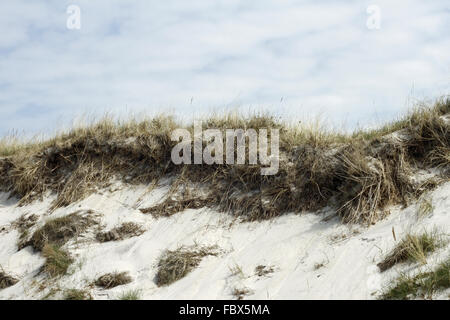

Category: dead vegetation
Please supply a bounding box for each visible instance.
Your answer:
[232,287,253,300]
[155,245,219,287]
[0,98,448,224]
[12,213,38,234]
[12,213,39,249]
[377,231,444,272]
[380,256,450,300]
[94,271,133,289]
[0,268,19,289]
[255,265,275,277]
[96,222,144,242]
[118,289,141,300]
[23,210,99,251]
[140,196,211,217]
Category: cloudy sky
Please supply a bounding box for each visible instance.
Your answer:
[0,1,449,136]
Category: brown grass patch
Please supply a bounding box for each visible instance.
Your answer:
[63,288,92,300]
[96,222,144,242]
[232,287,253,300]
[140,196,212,217]
[0,98,448,224]
[12,213,39,249]
[0,268,19,289]
[155,245,219,287]
[94,271,133,289]
[42,244,73,277]
[255,265,275,277]
[25,210,99,251]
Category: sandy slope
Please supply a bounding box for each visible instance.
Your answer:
[0,180,449,300]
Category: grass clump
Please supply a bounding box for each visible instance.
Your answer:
[63,288,92,300]
[381,257,450,300]
[12,213,39,249]
[155,245,219,287]
[25,210,98,251]
[140,196,211,218]
[377,231,444,272]
[118,289,141,300]
[95,271,133,289]
[232,287,253,300]
[96,222,144,242]
[0,116,177,207]
[255,265,275,277]
[0,268,19,289]
[42,244,73,277]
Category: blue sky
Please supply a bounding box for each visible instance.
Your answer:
[0,1,449,136]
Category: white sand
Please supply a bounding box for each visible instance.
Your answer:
[0,181,449,300]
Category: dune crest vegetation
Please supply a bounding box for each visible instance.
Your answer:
[0,98,449,224]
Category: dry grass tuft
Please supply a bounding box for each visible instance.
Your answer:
[335,144,414,224]
[380,257,450,300]
[42,244,73,277]
[94,271,133,289]
[12,213,39,249]
[25,210,99,251]
[254,265,275,277]
[96,222,144,242]
[63,288,92,300]
[377,231,444,272]
[155,245,219,287]
[118,289,141,300]
[140,196,212,217]
[0,268,19,289]
[417,197,433,219]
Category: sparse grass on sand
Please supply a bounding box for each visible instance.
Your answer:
[232,287,253,300]
[94,271,133,289]
[63,288,92,300]
[13,213,39,249]
[155,245,219,287]
[24,210,98,251]
[42,244,73,278]
[0,98,448,224]
[377,230,445,272]
[380,257,450,300]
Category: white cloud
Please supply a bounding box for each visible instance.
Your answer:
[0,0,449,136]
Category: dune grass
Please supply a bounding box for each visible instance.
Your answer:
[377,230,445,272]
[155,245,219,287]
[63,288,92,300]
[0,98,448,224]
[118,289,141,300]
[94,271,133,289]
[24,211,98,251]
[42,244,73,278]
[96,222,144,242]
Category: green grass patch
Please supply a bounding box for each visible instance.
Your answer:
[42,244,73,277]
[381,257,450,300]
